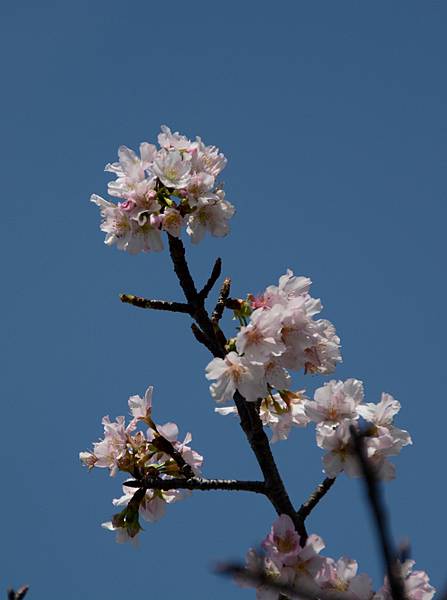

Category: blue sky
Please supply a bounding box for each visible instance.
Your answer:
[1,1,446,598]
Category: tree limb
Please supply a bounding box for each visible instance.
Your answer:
[165,235,307,541]
[124,477,267,494]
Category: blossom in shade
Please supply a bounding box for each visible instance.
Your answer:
[317,421,361,478]
[259,390,309,443]
[373,560,435,600]
[316,557,373,600]
[357,393,412,450]
[101,520,139,546]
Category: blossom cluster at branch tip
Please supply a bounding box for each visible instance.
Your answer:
[91,126,234,253]
[80,386,203,543]
[206,269,342,404]
[240,514,435,600]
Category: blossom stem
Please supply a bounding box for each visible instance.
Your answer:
[124,477,267,494]
[120,294,191,314]
[296,477,336,521]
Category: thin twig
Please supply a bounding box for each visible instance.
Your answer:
[212,278,231,324]
[7,587,29,600]
[124,477,267,494]
[199,257,222,300]
[297,477,336,521]
[350,426,405,600]
[120,294,191,314]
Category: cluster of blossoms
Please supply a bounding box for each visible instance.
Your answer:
[308,381,412,480]
[206,270,410,480]
[80,386,203,543]
[217,378,411,480]
[242,515,435,600]
[91,126,234,253]
[206,269,342,404]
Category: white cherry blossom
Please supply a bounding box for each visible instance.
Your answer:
[152,149,192,188]
[305,379,364,426]
[205,351,267,403]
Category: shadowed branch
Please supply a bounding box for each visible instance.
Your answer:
[125,476,267,494]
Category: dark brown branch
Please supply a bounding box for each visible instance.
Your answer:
[7,587,29,600]
[297,477,336,521]
[165,235,307,542]
[212,277,231,324]
[233,391,307,542]
[168,234,224,357]
[350,426,405,600]
[191,323,217,355]
[120,294,191,314]
[167,234,200,304]
[125,477,266,494]
[199,257,222,300]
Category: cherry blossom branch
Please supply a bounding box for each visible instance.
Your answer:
[166,234,307,540]
[350,426,405,600]
[120,294,191,314]
[124,476,267,494]
[7,586,29,600]
[297,477,336,522]
[199,257,222,300]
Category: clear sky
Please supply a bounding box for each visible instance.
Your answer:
[1,1,446,598]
